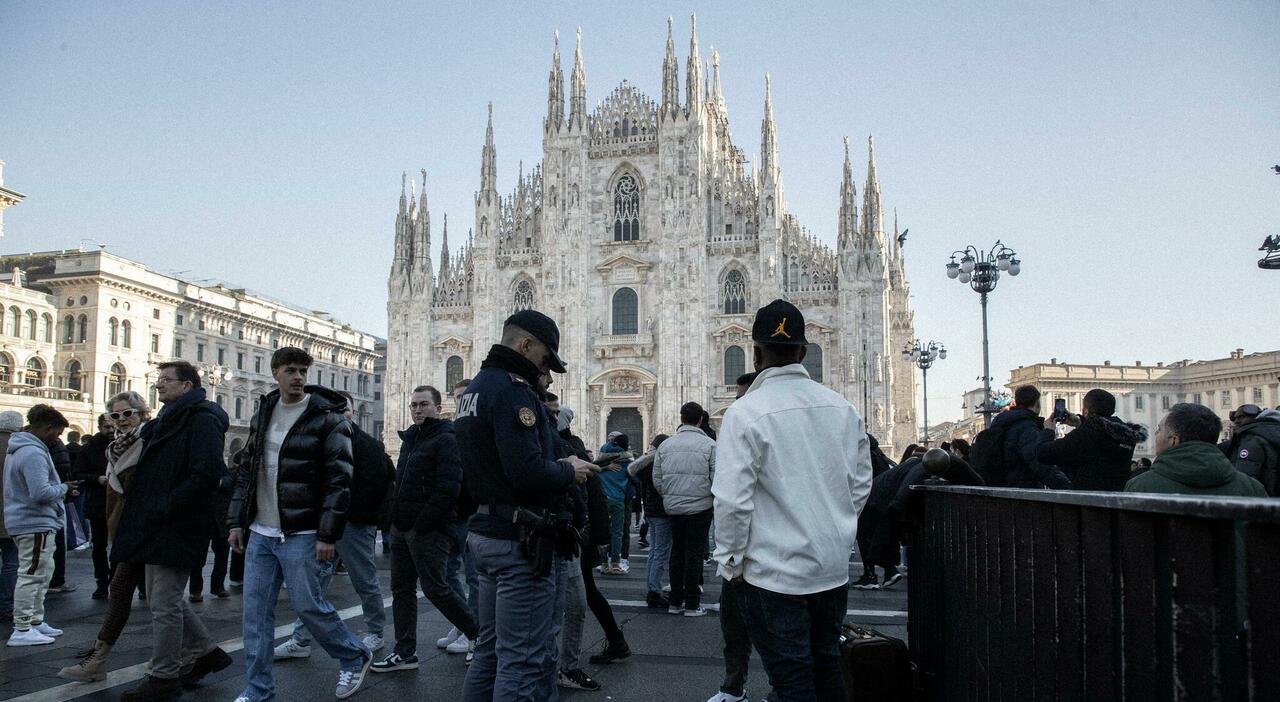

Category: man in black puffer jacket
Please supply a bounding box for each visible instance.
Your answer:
[227,348,372,702]
[1037,389,1148,491]
[370,384,477,674]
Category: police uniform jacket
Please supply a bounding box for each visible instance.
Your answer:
[454,344,574,541]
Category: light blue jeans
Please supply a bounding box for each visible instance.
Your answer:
[645,516,672,594]
[239,532,369,702]
[291,523,385,644]
[0,538,17,614]
[461,533,564,702]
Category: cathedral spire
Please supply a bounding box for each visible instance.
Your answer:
[393,172,409,272]
[417,168,430,253]
[438,213,451,281]
[760,74,779,180]
[711,48,725,113]
[398,171,407,214]
[570,27,586,130]
[546,30,564,132]
[685,14,702,114]
[661,16,679,120]
[480,103,497,196]
[860,134,885,248]
[838,136,858,248]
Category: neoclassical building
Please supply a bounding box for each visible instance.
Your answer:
[385,18,916,455]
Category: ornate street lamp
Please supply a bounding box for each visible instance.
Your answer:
[902,340,945,444]
[198,363,233,391]
[945,240,1021,428]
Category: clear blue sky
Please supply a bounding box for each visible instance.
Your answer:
[3,1,1278,422]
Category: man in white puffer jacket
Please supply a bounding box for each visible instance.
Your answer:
[713,299,872,701]
[652,402,716,617]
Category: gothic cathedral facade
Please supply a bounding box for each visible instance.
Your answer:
[385,18,917,456]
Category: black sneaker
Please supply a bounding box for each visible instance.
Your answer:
[180,646,233,688]
[637,539,650,549]
[370,652,419,673]
[852,573,880,590]
[91,583,109,600]
[587,638,631,664]
[881,567,904,589]
[557,668,602,691]
[645,591,669,608]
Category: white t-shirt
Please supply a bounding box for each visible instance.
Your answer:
[250,394,313,539]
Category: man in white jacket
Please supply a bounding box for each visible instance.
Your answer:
[712,299,873,701]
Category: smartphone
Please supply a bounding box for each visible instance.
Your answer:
[1052,398,1068,421]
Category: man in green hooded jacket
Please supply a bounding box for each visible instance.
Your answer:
[1125,403,1266,497]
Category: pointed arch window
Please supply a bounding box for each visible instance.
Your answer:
[612,174,641,242]
[611,287,638,335]
[108,317,119,346]
[724,345,746,385]
[513,280,535,313]
[723,269,747,314]
[803,343,824,383]
[77,314,88,342]
[24,357,46,387]
[66,360,82,392]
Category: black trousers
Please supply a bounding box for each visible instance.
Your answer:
[668,509,713,609]
[580,552,622,642]
[89,512,111,586]
[740,581,849,702]
[190,534,230,594]
[51,528,66,587]
[229,549,244,584]
[390,528,478,657]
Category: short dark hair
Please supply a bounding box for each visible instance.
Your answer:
[951,438,971,458]
[613,433,630,450]
[27,404,69,430]
[1083,389,1116,417]
[1014,385,1041,408]
[454,378,472,391]
[157,360,201,388]
[680,402,704,426]
[337,390,354,409]
[757,341,804,364]
[412,385,442,406]
[271,347,313,370]
[736,372,758,387]
[544,392,559,402]
[651,433,669,448]
[1164,402,1222,444]
[1140,457,1152,468]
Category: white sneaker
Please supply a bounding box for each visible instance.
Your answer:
[35,622,63,637]
[361,633,385,653]
[436,626,461,649]
[273,638,312,660]
[618,559,630,574]
[7,629,56,646]
[446,634,472,654]
[334,652,372,699]
[706,693,748,702]
[684,606,708,618]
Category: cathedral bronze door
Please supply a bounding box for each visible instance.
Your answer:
[605,407,643,447]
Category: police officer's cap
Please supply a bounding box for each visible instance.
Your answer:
[504,309,569,373]
[751,299,808,346]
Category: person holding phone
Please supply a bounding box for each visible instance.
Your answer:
[1037,389,1148,492]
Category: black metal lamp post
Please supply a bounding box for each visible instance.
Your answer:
[945,241,1021,428]
[903,340,945,444]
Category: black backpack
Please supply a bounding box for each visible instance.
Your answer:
[969,423,1010,487]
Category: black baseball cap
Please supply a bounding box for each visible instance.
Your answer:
[1236,404,1263,418]
[751,299,807,346]
[504,309,568,373]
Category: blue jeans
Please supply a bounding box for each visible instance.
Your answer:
[645,516,672,593]
[240,532,370,702]
[740,580,849,702]
[461,533,564,702]
[0,538,18,614]
[446,522,479,619]
[606,499,625,564]
[291,524,385,644]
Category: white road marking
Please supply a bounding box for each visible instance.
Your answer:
[605,599,907,619]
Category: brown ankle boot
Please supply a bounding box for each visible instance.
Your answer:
[58,639,112,682]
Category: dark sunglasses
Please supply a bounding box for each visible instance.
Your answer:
[108,408,140,421]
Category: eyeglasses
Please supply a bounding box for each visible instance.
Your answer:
[108,409,140,421]
[154,376,180,386]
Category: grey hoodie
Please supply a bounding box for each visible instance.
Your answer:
[3,431,68,535]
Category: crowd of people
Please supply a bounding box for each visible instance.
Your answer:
[3,296,1278,702]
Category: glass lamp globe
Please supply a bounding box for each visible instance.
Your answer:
[939,349,948,360]
[960,256,976,274]
[1008,259,1021,276]
[958,271,972,284]
[996,253,1011,271]
[945,261,960,279]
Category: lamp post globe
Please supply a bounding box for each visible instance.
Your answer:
[943,241,1022,428]
[904,339,945,445]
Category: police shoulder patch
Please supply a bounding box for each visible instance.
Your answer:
[518,406,537,428]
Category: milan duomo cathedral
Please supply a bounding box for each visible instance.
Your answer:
[384,17,918,456]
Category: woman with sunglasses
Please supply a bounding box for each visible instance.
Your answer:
[58,391,152,683]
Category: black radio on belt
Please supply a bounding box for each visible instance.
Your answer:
[508,506,580,576]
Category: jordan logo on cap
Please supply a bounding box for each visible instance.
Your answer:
[771,318,791,339]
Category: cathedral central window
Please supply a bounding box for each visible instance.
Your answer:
[612,174,641,242]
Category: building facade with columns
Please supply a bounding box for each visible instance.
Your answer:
[1007,349,1280,457]
[384,18,917,455]
[0,250,383,453]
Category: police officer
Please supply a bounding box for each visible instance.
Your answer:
[456,310,598,702]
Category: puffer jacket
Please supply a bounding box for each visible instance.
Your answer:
[391,417,461,535]
[1227,409,1280,496]
[652,424,716,515]
[1036,414,1148,492]
[627,451,666,518]
[228,386,355,544]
